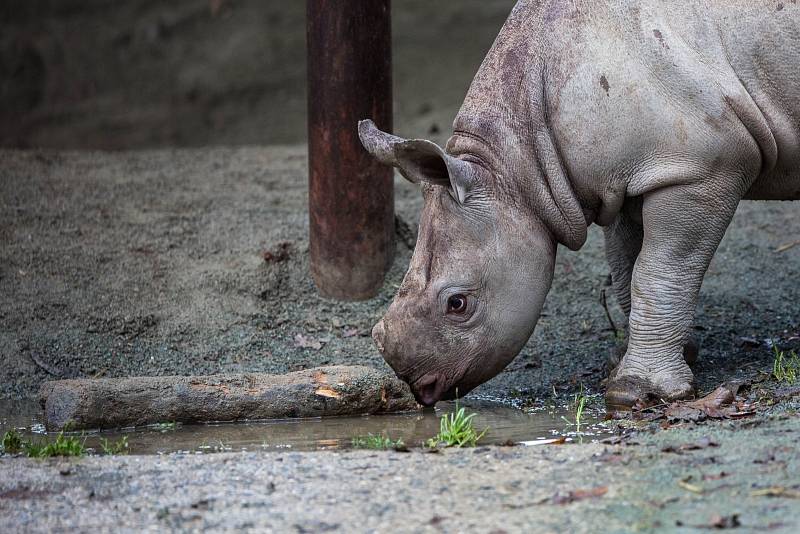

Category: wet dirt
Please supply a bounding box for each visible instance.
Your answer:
[1,397,609,454]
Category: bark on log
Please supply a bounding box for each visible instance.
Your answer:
[38,366,419,431]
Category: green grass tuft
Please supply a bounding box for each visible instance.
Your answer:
[351,434,404,450]
[426,399,488,448]
[2,430,23,454]
[5,430,128,457]
[100,436,129,455]
[562,385,588,433]
[24,432,86,458]
[773,346,799,384]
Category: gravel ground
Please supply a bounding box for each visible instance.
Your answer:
[2,412,799,533]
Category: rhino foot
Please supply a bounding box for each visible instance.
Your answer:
[605,366,695,412]
[606,336,700,374]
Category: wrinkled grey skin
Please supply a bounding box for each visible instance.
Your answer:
[361,0,800,408]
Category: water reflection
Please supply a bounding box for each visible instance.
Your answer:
[0,398,610,455]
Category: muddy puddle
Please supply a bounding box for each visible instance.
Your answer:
[0,398,611,455]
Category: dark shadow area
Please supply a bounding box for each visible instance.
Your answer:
[0,0,516,149]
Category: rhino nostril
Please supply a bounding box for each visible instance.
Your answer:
[414,374,441,407]
[371,320,386,354]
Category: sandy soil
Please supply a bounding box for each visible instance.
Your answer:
[1,147,797,401]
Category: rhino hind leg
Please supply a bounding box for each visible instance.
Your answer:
[605,176,745,411]
[603,201,699,373]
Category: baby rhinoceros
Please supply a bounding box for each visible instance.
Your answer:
[360,0,800,410]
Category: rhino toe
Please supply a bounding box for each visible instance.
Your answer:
[605,372,695,412]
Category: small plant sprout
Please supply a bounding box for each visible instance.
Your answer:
[24,432,86,458]
[4,430,132,457]
[2,430,23,454]
[426,397,488,448]
[772,345,799,384]
[351,434,404,450]
[100,436,129,455]
[562,385,588,434]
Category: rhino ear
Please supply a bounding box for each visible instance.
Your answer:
[392,140,478,204]
[358,119,477,203]
[358,119,406,167]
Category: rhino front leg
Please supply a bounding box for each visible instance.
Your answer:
[604,199,699,371]
[605,179,743,410]
[604,198,644,319]
[603,201,643,371]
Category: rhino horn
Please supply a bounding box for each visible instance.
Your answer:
[358,119,477,204]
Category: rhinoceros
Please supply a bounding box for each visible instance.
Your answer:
[359,0,800,409]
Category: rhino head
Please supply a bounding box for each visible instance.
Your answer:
[359,120,557,406]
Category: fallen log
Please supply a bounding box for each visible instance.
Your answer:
[38,366,420,431]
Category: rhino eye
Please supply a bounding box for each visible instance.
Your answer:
[447,294,468,314]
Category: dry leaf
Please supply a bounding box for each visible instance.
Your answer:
[707,515,741,529]
[519,437,567,446]
[677,478,704,494]
[750,487,800,499]
[262,241,292,263]
[776,240,800,253]
[665,382,748,422]
[664,403,705,422]
[676,515,741,529]
[690,385,738,409]
[662,436,719,453]
[692,436,720,449]
[549,486,608,505]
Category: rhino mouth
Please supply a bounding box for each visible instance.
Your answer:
[411,374,443,406]
[412,370,470,406]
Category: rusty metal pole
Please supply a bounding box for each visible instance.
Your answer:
[307,0,394,300]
